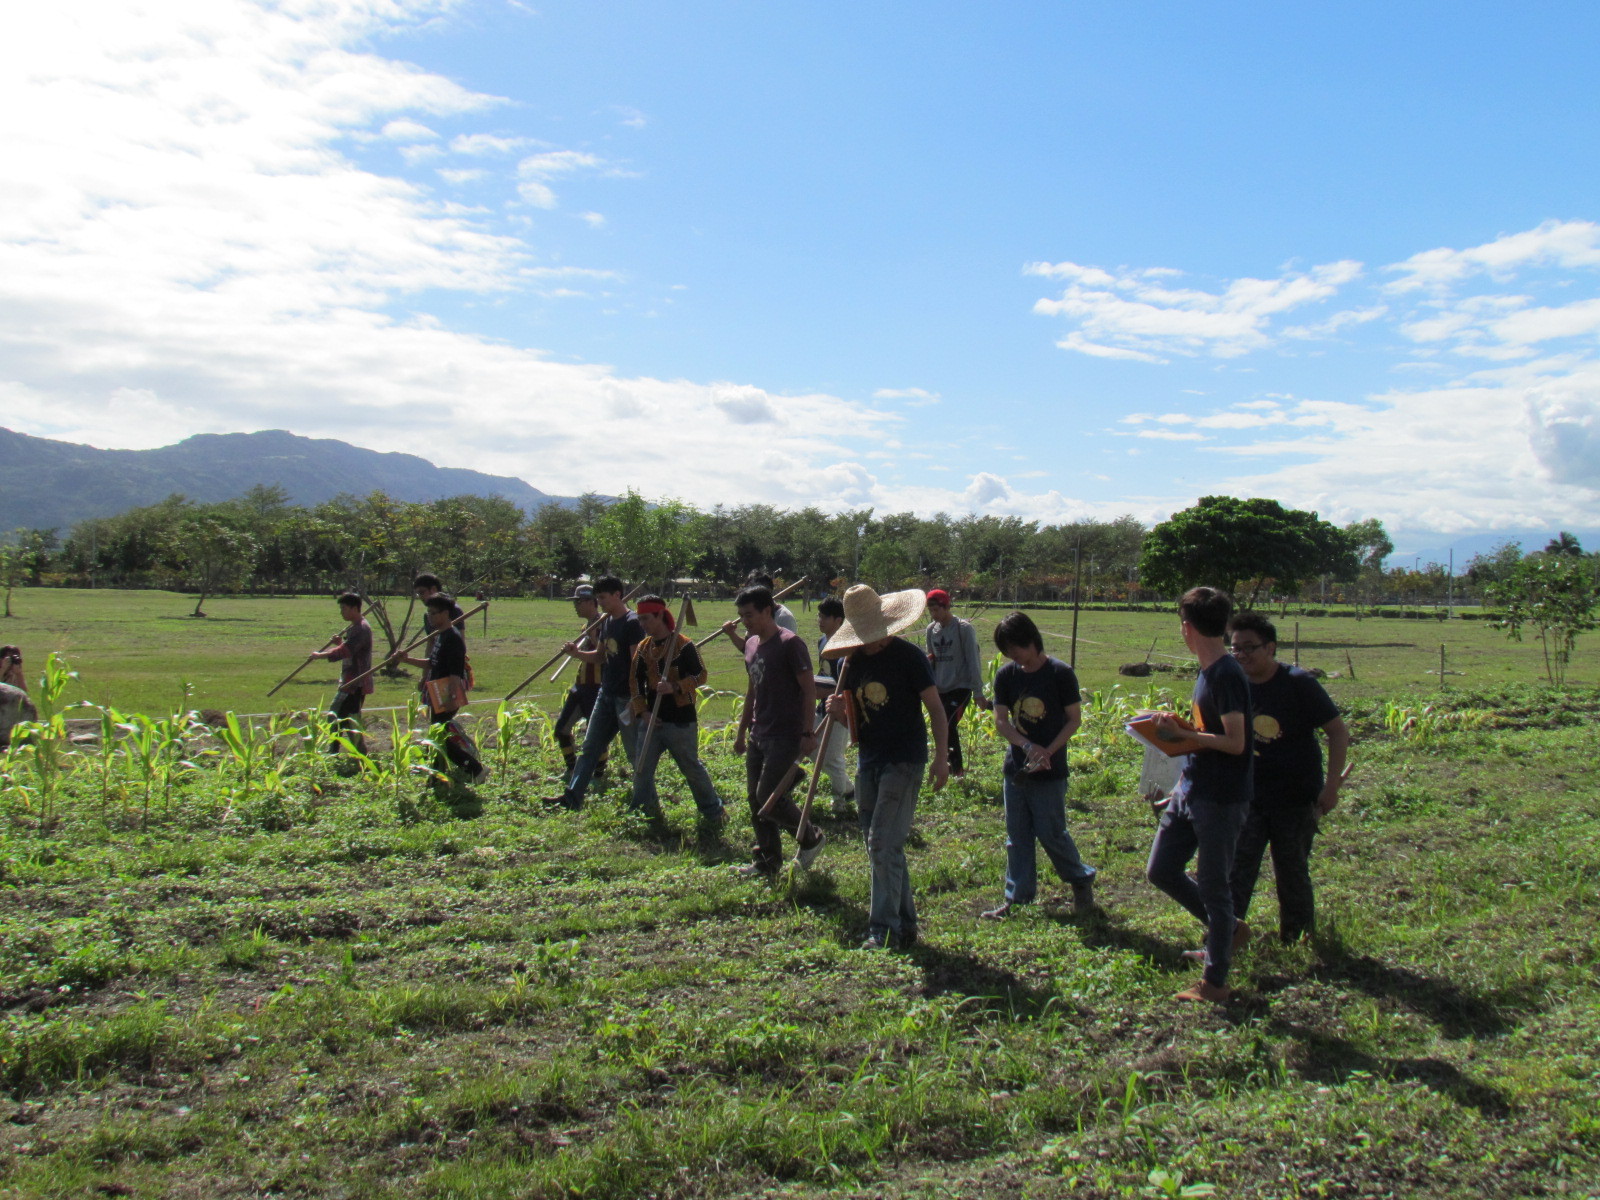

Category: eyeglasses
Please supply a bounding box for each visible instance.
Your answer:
[1229,641,1268,656]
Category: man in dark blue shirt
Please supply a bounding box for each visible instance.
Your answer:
[1226,610,1349,943]
[545,576,642,811]
[1145,587,1254,1003]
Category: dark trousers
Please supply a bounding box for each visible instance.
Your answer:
[328,689,367,754]
[554,685,607,772]
[1230,802,1318,941]
[746,735,821,871]
[1146,794,1248,988]
[429,709,479,775]
[939,688,972,774]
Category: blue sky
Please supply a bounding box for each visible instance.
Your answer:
[4,0,1600,553]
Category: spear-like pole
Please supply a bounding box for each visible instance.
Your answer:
[503,584,645,704]
[694,576,809,649]
[341,601,489,694]
[547,583,646,683]
[266,601,380,697]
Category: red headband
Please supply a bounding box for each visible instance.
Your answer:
[637,599,675,630]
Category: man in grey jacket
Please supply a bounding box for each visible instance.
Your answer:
[924,589,987,777]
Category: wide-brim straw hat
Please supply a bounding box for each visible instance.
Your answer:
[822,584,928,657]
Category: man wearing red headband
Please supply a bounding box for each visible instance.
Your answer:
[628,595,725,825]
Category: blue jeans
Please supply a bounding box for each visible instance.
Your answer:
[1146,793,1248,988]
[565,689,638,807]
[1002,772,1095,904]
[858,760,924,938]
[632,720,722,818]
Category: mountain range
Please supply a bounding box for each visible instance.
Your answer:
[0,428,581,533]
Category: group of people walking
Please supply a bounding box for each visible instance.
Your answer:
[301,572,1352,995]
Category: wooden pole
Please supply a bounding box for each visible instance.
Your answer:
[266,601,380,697]
[693,576,809,649]
[791,658,851,843]
[1069,538,1082,670]
[341,601,489,693]
[547,583,645,683]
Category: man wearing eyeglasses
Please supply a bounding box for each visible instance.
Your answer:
[1225,611,1350,944]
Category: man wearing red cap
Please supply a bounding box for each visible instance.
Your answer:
[924,589,986,777]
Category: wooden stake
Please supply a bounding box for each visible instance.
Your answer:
[759,658,849,829]
[1344,647,1356,680]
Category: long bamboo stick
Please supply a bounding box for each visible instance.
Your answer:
[266,601,380,697]
[694,576,809,649]
[547,583,646,683]
[340,601,489,693]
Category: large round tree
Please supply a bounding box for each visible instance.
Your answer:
[1139,495,1358,606]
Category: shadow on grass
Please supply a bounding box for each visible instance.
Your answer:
[1069,907,1202,973]
[1270,1019,1512,1117]
[1309,925,1535,1038]
[905,939,1077,1019]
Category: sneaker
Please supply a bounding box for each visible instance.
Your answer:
[1071,879,1096,912]
[541,793,580,811]
[732,862,774,879]
[980,902,1013,921]
[860,932,887,951]
[470,764,491,787]
[1232,919,1252,955]
[795,831,826,869]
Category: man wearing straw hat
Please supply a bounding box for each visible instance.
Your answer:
[731,585,825,876]
[628,595,725,825]
[824,584,949,950]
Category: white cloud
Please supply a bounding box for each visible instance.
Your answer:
[1384,219,1600,294]
[515,149,605,209]
[382,118,438,141]
[578,211,606,228]
[0,0,911,512]
[451,132,529,156]
[1033,259,1362,360]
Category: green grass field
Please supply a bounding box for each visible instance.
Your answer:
[1,588,1589,719]
[1,591,1597,1197]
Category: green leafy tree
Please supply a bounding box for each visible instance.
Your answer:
[1485,554,1599,686]
[164,515,258,617]
[585,490,701,588]
[0,532,26,618]
[1139,496,1358,605]
[1544,531,1584,557]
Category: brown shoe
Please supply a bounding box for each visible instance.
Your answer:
[1232,919,1252,955]
[1175,979,1235,1003]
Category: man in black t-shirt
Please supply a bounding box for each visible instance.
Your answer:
[824,585,948,950]
[545,576,643,811]
[980,611,1095,920]
[1226,611,1349,942]
[1145,587,1254,1003]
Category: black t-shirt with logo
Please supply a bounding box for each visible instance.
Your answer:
[993,657,1081,781]
[598,610,644,693]
[1249,664,1340,805]
[841,637,936,768]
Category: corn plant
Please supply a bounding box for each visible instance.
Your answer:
[116,710,198,829]
[89,704,127,823]
[357,703,443,813]
[491,699,537,777]
[4,653,79,832]
[213,710,278,823]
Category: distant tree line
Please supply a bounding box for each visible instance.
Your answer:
[0,485,1591,612]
